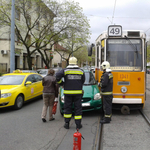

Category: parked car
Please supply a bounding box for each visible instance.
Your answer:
[38,67,62,77]
[37,69,48,77]
[90,66,95,73]
[0,71,43,109]
[59,69,102,115]
[82,65,90,70]
[21,70,38,73]
[147,68,150,74]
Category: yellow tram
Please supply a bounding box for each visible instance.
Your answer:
[88,25,147,113]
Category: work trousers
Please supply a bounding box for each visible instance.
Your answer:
[64,95,82,125]
[41,93,55,120]
[102,95,113,118]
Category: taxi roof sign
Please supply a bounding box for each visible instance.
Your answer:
[13,69,22,73]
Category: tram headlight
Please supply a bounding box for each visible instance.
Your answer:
[121,86,127,93]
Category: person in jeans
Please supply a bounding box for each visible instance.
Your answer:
[41,69,58,122]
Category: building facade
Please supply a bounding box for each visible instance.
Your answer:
[0,0,61,73]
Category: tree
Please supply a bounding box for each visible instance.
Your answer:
[147,41,150,63]
[73,46,88,66]
[55,0,91,65]
[0,0,90,69]
[0,0,56,69]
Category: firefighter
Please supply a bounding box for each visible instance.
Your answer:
[100,61,113,124]
[56,57,85,129]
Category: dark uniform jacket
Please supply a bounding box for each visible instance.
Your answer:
[100,71,113,95]
[56,66,85,95]
[42,74,58,97]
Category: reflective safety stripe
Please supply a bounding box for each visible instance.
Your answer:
[64,70,83,75]
[74,115,82,120]
[57,79,62,84]
[105,115,111,118]
[64,114,72,118]
[100,91,113,95]
[109,74,113,79]
[64,90,82,94]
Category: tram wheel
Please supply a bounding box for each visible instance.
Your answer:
[121,105,130,115]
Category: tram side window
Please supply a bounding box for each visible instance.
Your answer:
[101,47,104,64]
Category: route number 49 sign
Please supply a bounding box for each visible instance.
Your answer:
[108,25,122,37]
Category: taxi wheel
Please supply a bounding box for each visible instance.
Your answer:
[14,94,24,110]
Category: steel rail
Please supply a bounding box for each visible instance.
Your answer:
[139,109,150,126]
[96,123,103,150]
[93,116,103,150]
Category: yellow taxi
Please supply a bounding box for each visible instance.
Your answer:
[0,70,43,109]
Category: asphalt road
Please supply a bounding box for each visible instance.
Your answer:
[0,98,100,150]
[0,75,150,150]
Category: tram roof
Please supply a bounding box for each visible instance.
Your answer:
[96,30,146,42]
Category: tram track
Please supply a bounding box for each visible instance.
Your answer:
[93,116,103,150]
[139,109,150,126]
[95,110,150,150]
[96,123,103,150]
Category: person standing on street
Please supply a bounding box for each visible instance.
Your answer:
[100,61,113,124]
[56,57,85,129]
[41,69,58,122]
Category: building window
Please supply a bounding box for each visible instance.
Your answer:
[35,21,40,30]
[27,34,31,46]
[15,29,20,42]
[43,13,47,19]
[27,0,32,8]
[27,15,31,26]
[43,41,47,49]
[36,5,40,12]
[15,8,20,20]
[43,9,49,19]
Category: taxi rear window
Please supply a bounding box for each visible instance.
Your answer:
[0,75,25,85]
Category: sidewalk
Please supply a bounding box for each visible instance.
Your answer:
[144,74,150,119]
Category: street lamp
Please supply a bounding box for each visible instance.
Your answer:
[10,0,15,73]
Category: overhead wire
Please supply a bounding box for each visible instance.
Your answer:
[84,14,150,20]
[112,0,117,24]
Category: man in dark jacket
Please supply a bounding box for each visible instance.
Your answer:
[56,57,85,129]
[41,69,58,122]
[100,61,113,124]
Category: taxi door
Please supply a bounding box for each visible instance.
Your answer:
[33,74,43,96]
[24,75,36,101]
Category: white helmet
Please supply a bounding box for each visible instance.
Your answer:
[101,61,110,70]
[69,57,77,65]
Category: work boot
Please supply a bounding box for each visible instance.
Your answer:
[76,124,82,129]
[100,117,110,124]
[101,117,111,121]
[64,122,69,129]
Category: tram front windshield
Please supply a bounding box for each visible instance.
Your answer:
[106,39,142,71]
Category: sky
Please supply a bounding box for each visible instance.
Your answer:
[70,0,150,43]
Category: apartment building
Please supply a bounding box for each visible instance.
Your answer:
[0,0,67,73]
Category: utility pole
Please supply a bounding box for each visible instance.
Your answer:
[10,0,15,73]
